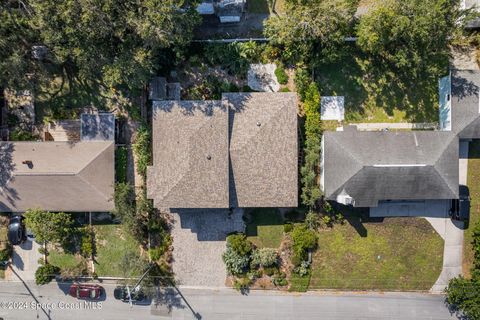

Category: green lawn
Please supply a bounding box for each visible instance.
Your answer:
[316,47,439,124]
[246,208,284,248]
[465,140,480,277]
[49,251,83,269]
[309,217,444,291]
[94,225,145,277]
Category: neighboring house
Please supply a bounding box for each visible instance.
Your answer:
[197,0,246,23]
[147,92,298,209]
[0,141,114,212]
[322,70,480,208]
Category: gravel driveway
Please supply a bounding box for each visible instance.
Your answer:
[170,208,244,288]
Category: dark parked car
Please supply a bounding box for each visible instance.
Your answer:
[7,215,25,245]
[450,185,471,221]
[113,286,146,302]
[69,284,103,300]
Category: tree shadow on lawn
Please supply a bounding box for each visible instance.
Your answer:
[315,47,441,123]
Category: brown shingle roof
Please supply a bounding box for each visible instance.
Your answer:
[147,93,299,208]
[147,100,229,208]
[225,93,298,207]
[0,141,114,212]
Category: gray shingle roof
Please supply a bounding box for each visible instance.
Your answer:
[451,70,480,138]
[147,92,298,209]
[323,128,458,207]
[147,100,229,208]
[0,141,114,212]
[81,113,115,141]
[226,93,298,208]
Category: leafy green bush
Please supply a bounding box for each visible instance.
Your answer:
[445,276,480,319]
[132,125,151,177]
[204,43,249,76]
[275,65,289,85]
[0,245,12,262]
[283,223,294,233]
[263,266,278,277]
[226,234,253,256]
[115,146,128,183]
[272,271,288,286]
[80,227,94,258]
[300,83,323,208]
[35,264,60,285]
[149,247,165,261]
[294,261,311,276]
[9,128,37,141]
[294,66,310,102]
[251,248,278,268]
[305,211,320,230]
[280,87,290,92]
[222,246,250,275]
[233,276,252,292]
[291,224,317,264]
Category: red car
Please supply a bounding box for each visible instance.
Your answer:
[69,284,103,300]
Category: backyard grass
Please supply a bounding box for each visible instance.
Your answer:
[94,224,145,277]
[316,47,439,124]
[464,140,480,277]
[309,217,444,291]
[246,208,284,248]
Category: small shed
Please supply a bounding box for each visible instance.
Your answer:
[321,96,345,121]
[81,113,115,141]
[197,1,215,14]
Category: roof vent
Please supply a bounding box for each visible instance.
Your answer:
[207,155,212,160]
[256,121,261,127]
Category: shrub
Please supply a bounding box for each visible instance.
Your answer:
[280,87,290,92]
[81,227,94,258]
[294,66,310,102]
[115,146,128,183]
[35,264,60,285]
[132,125,151,177]
[9,128,37,141]
[275,65,289,85]
[251,248,278,268]
[149,246,167,262]
[222,246,250,275]
[0,245,12,262]
[263,266,278,276]
[272,271,288,286]
[291,224,317,263]
[233,276,252,292]
[294,261,311,276]
[283,223,294,233]
[226,234,253,256]
[305,211,320,230]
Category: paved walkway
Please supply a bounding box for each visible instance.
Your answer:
[430,140,468,293]
[170,208,244,287]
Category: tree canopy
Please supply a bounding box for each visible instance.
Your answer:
[24,209,73,244]
[0,0,200,98]
[264,0,358,64]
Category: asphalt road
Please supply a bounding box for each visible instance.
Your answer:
[0,281,458,320]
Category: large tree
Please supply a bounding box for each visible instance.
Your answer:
[264,0,358,64]
[355,0,465,119]
[24,209,73,245]
[0,0,200,104]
